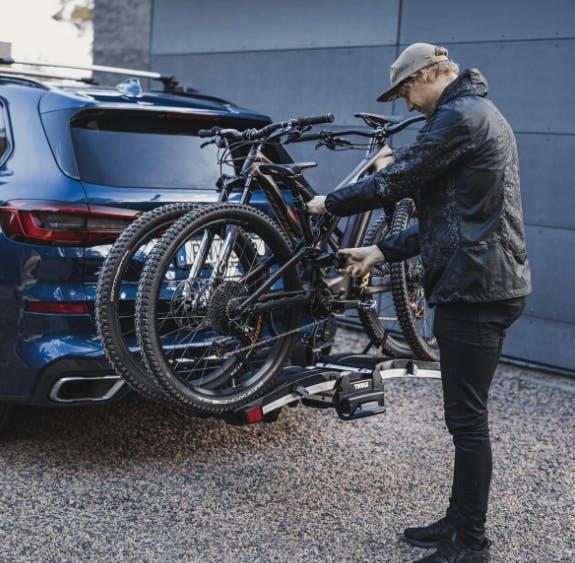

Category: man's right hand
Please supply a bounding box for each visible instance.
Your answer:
[306,195,327,215]
[338,245,385,277]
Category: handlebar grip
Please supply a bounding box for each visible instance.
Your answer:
[198,128,217,138]
[296,113,335,127]
[293,132,324,142]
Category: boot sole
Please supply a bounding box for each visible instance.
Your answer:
[402,535,444,549]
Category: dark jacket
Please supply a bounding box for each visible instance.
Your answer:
[325,68,532,306]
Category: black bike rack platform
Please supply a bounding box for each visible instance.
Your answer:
[224,353,441,425]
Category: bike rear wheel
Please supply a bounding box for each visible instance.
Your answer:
[136,203,304,414]
[389,199,438,361]
[358,212,415,357]
[96,203,197,403]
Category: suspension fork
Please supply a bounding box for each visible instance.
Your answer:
[186,145,261,306]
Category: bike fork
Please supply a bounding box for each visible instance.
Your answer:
[190,225,239,310]
[184,229,214,304]
[185,172,254,307]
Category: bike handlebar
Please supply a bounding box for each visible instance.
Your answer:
[296,129,372,143]
[291,114,426,144]
[295,113,336,127]
[385,114,426,134]
[197,113,335,141]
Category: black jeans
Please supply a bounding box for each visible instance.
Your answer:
[433,297,525,550]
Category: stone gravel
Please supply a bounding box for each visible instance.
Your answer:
[0,328,573,562]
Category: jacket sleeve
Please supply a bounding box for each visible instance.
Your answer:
[324,174,382,217]
[376,221,420,263]
[324,106,474,217]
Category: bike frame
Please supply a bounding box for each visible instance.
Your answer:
[189,131,394,301]
[186,116,423,321]
[246,132,394,297]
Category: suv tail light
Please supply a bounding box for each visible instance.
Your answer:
[26,302,89,314]
[0,201,139,246]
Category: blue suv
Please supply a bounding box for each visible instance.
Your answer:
[0,67,301,417]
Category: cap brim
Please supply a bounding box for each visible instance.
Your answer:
[376,85,401,103]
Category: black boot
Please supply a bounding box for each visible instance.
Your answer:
[413,536,491,562]
[404,516,455,548]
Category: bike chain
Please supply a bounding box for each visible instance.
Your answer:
[215,320,323,359]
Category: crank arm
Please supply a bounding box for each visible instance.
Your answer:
[361,284,391,295]
[331,299,362,310]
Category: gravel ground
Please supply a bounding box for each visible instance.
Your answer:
[0,328,573,562]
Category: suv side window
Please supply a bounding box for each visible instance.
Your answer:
[0,100,11,168]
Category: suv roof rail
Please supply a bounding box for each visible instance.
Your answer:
[0,66,96,86]
[0,57,181,93]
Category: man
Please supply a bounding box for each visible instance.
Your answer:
[307,43,531,562]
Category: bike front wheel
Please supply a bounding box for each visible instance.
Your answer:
[358,200,438,361]
[358,212,415,357]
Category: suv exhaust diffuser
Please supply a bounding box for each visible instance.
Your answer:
[49,375,125,403]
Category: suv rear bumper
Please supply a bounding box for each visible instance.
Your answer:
[0,307,132,406]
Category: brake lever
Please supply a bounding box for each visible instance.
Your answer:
[315,133,353,151]
[332,136,353,147]
[200,139,216,149]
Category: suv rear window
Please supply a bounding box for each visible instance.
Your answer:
[69,109,249,189]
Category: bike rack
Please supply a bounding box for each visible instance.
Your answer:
[225,353,441,425]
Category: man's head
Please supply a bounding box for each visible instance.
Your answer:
[377,43,459,117]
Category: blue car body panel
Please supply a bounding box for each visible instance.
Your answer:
[0,75,290,405]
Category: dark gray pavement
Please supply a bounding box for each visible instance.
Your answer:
[0,329,573,562]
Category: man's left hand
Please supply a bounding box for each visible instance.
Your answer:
[338,245,385,277]
[306,195,327,215]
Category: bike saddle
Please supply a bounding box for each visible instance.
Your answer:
[354,112,405,128]
[259,162,318,178]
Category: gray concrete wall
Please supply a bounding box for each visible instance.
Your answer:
[92,0,153,84]
[95,0,575,372]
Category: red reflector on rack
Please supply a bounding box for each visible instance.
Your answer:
[245,406,264,424]
[26,302,89,314]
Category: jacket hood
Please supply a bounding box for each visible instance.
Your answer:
[436,68,489,109]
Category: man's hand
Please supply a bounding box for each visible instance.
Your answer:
[338,245,385,278]
[306,195,327,215]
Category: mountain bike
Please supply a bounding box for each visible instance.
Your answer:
[95,115,337,402]
[133,112,437,413]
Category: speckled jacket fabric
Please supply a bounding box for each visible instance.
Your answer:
[325,68,532,306]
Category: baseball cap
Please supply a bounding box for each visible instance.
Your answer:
[377,43,450,102]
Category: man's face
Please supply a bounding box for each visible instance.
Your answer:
[399,75,456,117]
[399,79,438,116]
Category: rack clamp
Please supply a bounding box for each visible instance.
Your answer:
[330,368,385,421]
